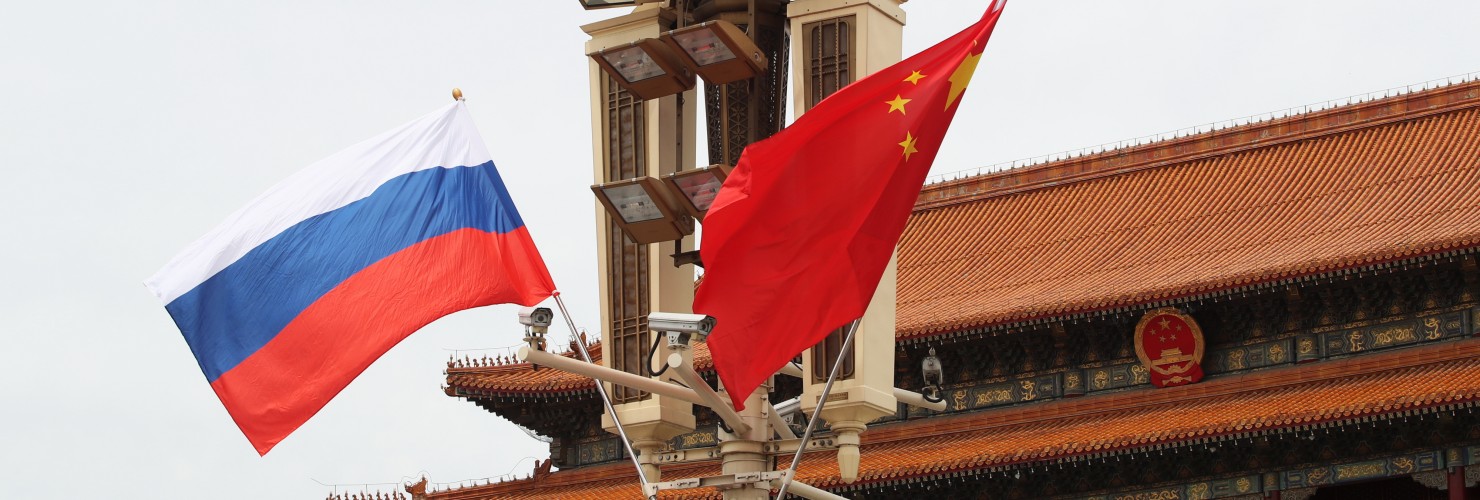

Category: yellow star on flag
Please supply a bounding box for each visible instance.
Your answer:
[885,95,911,115]
[898,132,919,161]
[903,71,926,85]
[945,51,982,110]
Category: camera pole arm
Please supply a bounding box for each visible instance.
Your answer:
[667,353,751,435]
[516,346,707,405]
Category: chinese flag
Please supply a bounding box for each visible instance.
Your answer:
[695,2,1008,409]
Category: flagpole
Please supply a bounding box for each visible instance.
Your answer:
[466,85,650,494]
[774,318,861,499]
[550,292,656,500]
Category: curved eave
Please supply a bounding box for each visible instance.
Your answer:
[427,339,1480,499]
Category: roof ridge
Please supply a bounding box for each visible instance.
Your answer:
[446,342,604,374]
[426,460,714,497]
[915,77,1480,211]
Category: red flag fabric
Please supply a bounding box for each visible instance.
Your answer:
[695,3,1008,409]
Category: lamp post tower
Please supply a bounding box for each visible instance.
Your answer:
[564,1,920,497]
[582,6,699,482]
[787,1,908,483]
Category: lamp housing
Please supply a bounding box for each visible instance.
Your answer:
[660,21,768,85]
[590,39,694,101]
[592,176,693,245]
[576,0,663,9]
[663,164,732,220]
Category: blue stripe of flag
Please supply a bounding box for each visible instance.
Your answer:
[165,161,526,382]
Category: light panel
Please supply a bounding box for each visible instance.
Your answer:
[670,29,736,66]
[601,183,665,223]
[590,39,694,101]
[664,164,732,220]
[601,45,667,83]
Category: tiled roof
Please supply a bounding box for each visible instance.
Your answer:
[447,80,1480,397]
[429,339,1480,499]
[447,343,713,397]
[898,80,1480,338]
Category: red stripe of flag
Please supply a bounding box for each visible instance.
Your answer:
[695,4,1008,409]
[212,227,551,454]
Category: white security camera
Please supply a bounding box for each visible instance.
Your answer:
[518,307,554,328]
[519,306,554,354]
[647,312,715,337]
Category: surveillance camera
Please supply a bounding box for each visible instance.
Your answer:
[518,307,554,328]
[647,312,715,337]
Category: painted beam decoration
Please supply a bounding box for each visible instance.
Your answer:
[1134,308,1206,388]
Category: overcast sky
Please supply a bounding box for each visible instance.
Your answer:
[2,1,1479,498]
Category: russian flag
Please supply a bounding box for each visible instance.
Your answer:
[145,102,555,455]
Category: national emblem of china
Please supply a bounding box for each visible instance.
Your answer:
[1133,308,1206,387]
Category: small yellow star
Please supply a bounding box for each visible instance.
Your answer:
[903,71,927,85]
[898,132,919,161]
[885,95,911,115]
[946,51,982,110]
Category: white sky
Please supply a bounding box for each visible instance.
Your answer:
[2,1,1478,498]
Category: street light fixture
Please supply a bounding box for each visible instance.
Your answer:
[663,164,732,220]
[661,21,768,85]
[575,0,658,9]
[592,176,693,245]
[590,39,695,101]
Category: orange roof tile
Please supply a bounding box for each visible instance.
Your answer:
[898,80,1480,337]
[430,339,1480,499]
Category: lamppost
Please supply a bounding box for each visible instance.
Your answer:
[540,1,932,498]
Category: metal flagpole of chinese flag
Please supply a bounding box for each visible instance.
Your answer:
[145,100,556,454]
[695,1,1008,410]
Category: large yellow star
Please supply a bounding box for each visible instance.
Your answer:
[946,51,983,110]
[885,95,911,115]
[898,131,919,161]
[903,71,927,85]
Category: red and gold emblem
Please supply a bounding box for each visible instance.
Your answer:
[1134,308,1205,388]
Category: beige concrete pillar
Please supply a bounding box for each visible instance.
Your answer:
[716,385,774,500]
[583,6,699,481]
[789,0,908,484]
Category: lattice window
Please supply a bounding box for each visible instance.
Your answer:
[811,325,856,382]
[604,76,652,404]
[804,16,853,110]
[804,16,856,382]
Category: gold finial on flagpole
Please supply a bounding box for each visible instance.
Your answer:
[452,88,464,101]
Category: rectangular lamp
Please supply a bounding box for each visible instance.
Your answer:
[664,164,732,220]
[592,176,693,245]
[590,39,695,101]
[661,21,767,85]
